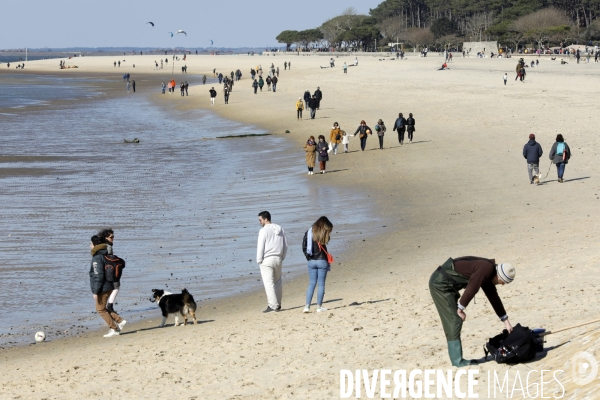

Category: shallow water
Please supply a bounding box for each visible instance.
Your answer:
[0,75,378,347]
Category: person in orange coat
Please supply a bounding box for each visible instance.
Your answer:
[329,122,342,155]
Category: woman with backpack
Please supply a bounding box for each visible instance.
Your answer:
[329,122,342,154]
[301,216,334,313]
[89,234,126,338]
[549,134,571,183]
[316,135,329,174]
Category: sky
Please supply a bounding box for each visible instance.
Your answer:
[1,0,382,49]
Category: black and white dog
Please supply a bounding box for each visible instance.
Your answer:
[150,288,198,327]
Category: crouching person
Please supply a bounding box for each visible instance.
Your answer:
[429,256,516,367]
[89,235,127,337]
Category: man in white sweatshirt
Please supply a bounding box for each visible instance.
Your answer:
[256,211,288,313]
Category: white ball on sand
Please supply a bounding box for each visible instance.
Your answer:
[34,331,46,343]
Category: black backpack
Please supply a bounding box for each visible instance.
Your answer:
[484,323,539,364]
[104,254,125,282]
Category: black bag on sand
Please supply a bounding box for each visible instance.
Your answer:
[484,323,538,364]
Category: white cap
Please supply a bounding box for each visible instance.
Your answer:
[496,263,516,284]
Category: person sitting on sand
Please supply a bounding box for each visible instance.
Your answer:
[429,256,515,366]
[438,62,449,70]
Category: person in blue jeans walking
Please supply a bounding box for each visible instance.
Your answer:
[302,216,333,313]
[353,120,372,151]
[549,134,571,183]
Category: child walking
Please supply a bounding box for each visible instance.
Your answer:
[341,131,351,153]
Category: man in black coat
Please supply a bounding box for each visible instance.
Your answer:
[314,87,323,109]
[308,95,318,119]
[393,113,407,145]
[303,89,311,106]
[523,133,543,184]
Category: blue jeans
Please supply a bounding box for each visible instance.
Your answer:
[306,259,329,306]
[360,136,367,150]
[556,162,565,179]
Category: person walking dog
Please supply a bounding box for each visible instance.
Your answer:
[549,134,571,183]
[429,256,515,367]
[256,211,288,313]
[523,133,543,185]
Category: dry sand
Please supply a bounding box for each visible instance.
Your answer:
[1,53,599,399]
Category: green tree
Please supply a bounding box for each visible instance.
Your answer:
[276,30,299,51]
[431,17,457,38]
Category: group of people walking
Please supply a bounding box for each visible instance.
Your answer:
[256,211,333,314]
[297,88,323,120]
[301,113,417,174]
[523,133,572,184]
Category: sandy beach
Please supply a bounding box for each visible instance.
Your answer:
[1,53,599,399]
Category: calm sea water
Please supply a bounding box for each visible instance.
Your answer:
[0,74,377,347]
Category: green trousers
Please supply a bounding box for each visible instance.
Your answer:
[428,258,469,341]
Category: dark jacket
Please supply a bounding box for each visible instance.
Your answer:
[549,141,571,164]
[451,256,507,318]
[308,97,318,110]
[317,140,329,161]
[302,229,328,261]
[406,117,416,132]
[271,76,278,84]
[522,140,543,163]
[209,89,217,98]
[89,244,114,295]
[303,91,311,103]
[393,117,406,131]
[314,89,323,100]
[354,125,372,137]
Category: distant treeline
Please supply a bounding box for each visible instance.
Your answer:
[277,0,600,51]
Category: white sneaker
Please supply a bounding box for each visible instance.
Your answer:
[103,328,120,338]
[308,171,311,175]
[117,320,127,331]
[303,306,310,313]
[316,307,327,313]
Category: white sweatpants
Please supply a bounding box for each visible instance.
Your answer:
[259,257,283,309]
[210,97,215,105]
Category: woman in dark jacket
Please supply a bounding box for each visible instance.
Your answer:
[353,120,372,151]
[316,135,329,174]
[89,235,126,337]
[549,134,571,183]
[407,113,416,143]
[252,79,258,94]
[258,77,264,91]
[302,216,333,313]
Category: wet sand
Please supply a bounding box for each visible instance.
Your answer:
[1,54,600,398]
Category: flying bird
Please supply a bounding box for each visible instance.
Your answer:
[210,39,214,45]
[176,30,187,36]
[168,32,174,37]
[146,22,154,27]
